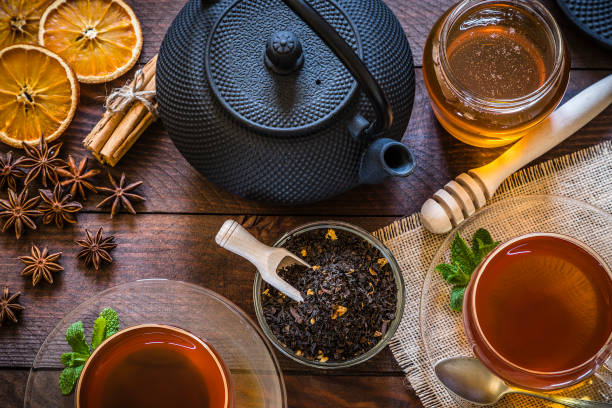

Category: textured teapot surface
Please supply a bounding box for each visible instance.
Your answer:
[157,0,415,205]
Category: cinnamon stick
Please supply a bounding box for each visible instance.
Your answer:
[83,111,124,154]
[84,54,158,155]
[99,73,156,163]
[102,108,157,166]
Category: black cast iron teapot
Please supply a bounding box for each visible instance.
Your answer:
[157,0,416,204]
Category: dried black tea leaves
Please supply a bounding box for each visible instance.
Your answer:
[261,228,397,363]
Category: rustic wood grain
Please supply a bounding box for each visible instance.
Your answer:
[130,0,612,70]
[1,69,609,217]
[2,0,611,407]
[284,374,423,407]
[0,214,403,373]
[0,369,422,408]
[0,370,27,406]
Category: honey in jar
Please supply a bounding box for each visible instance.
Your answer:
[423,0,570,147]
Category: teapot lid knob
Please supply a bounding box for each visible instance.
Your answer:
[204,0,362,136]
[264,31,304,75]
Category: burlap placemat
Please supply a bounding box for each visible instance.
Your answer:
[373,140,612,407]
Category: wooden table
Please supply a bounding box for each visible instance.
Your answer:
[1,0,610,406]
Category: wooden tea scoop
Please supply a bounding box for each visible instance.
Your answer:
[215,220,309,302]
[421,75,612,234]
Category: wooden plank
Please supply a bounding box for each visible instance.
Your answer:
[0,214,407,374]
[284,374,422,408]
[2,70,609,217]
[0,369,27,407]
[0,369,420,408]
[130,0,612,70]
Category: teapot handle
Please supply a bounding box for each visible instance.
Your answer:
[282,0,393,137]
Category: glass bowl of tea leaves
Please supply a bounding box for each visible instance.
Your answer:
[253,221,405,368]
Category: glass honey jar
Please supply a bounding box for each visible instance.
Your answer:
[423,0,570,147]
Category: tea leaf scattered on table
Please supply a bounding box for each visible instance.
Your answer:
[436,228,499,311]
[59,308,119,395]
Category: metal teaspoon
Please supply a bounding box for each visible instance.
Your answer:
[435,357,612,407]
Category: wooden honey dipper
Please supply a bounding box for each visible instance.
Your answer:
[421,75,612,234]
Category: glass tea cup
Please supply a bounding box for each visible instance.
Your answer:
[462,233,612,391]
[76,324,234,408]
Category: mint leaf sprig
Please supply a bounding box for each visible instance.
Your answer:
[59,308,119,395]
[435,228,500,311]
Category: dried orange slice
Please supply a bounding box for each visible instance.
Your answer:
[0,0,53,48]
[0,44,79,148]
[39,0,142,84]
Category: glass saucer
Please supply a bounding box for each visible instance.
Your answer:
[420,195,612,407]
[24,279,287,408]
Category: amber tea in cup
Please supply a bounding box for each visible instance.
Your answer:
[77,324,234,408]
[463,233,612,390]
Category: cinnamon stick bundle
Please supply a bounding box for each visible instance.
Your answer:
[84,54,158,166]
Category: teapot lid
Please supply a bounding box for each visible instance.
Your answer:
[205,0,362,136]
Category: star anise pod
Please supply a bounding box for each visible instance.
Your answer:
[0,152,26,191]
[0,286,25,327]
[19,245,63,286]
[22,135,66,187]
[55,155,100,201]
[0,188,41,239]
[38,184,83,229]
[96,172,145,218]
[76,227,117,270]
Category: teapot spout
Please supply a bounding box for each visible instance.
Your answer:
[359,138,416,185]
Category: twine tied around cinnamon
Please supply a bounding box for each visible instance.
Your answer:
[84,55,158,167]
[105,69,158,116]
